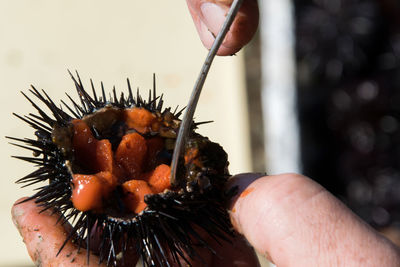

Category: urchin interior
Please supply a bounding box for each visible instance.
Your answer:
[53,106,180,216]
[12,77,234,267]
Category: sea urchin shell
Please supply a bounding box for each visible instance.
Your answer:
[9,72,234,266]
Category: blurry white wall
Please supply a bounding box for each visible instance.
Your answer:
[260,0,300,175]
[0,1,251,265]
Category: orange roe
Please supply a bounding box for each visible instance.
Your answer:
[71,172,117,212]
[124,108,156,134]
[96,140,114,173]
[70,110,174,214]
[115,132,147,180]
[184,147,203,167]
[122,180,153,214]
[144,164,171,193]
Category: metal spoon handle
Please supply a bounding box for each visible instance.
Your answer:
[170,0,244,185]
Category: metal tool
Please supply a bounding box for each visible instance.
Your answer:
[170,0,244,185]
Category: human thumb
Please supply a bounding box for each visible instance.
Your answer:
[227,173,400,266]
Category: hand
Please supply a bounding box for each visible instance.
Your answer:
[186,0,259,56]
[229,173,400,266]
[13,173,400,266]
[11,198,259,267]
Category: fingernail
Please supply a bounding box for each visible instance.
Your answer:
[199,18,216,47]
[200,3,227,36]
[226,173,266,198]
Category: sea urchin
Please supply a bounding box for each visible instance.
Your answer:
[9,72,234,266]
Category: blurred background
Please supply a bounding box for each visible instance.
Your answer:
[252,0,400,259]
[295,0,400,247]
[2,0,400,266]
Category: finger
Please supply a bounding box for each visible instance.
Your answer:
[12,197,107,267]
[228,173,400,266]
[186,0,259,56]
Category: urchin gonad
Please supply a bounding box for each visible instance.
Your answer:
[9,72,234,266]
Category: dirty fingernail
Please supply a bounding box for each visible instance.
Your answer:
[200,3,227,36]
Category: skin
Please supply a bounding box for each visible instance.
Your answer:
[12,197,258,267]
[12,174,400,266]
[11,198,109,267]
[229,173,400,266]
[11,1,400,266]
[186,0,259,56]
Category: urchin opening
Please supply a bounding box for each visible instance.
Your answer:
[53,105,181,217]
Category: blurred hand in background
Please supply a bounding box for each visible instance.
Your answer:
[186,0,259,56]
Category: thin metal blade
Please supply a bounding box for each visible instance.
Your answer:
[170,0,245,185]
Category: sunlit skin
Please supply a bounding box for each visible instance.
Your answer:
[12,195,258,267]
[11,1,400,266]
[186,0,259,56]
[12,174,400,266]
[229,174,400,266]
